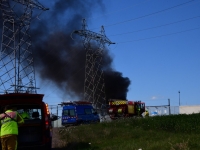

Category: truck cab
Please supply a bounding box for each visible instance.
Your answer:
[61,101,100,127]
[0,93,57,150]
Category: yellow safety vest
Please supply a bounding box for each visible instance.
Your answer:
[0,110,24,137]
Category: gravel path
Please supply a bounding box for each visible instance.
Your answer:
[51,127,67,149]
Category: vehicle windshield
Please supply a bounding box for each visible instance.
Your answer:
[63,109,75,117]
[85,108,92,114]
[141,103,145,109]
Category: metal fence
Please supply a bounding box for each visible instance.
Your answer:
[146,106,179,116]
[49,104,180,127]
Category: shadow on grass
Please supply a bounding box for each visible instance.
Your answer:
[52,142,99,150]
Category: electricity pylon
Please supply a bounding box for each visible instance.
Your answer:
[0,0,48,93]
[73,19,114,111]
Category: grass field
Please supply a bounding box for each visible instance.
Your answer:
[53,113,200,150]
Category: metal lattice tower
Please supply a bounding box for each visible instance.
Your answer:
[73,19,114,110]
[0,0,48,93]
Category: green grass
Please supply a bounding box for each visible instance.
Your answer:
[57,113,200,150]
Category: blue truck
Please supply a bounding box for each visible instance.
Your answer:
[60,101,100,126]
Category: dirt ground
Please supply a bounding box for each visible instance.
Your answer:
[51,127,67,149]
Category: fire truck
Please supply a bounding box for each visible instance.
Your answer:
[108,99,145,119]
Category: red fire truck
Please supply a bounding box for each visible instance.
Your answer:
[108,99,145,119]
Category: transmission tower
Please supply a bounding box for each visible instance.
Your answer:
[73,19,114,110]
[0,0,48,93]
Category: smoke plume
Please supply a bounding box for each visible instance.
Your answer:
[1,0,131,102]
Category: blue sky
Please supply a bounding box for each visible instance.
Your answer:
[36,0,200,107]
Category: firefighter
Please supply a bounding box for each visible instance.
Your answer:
[136,104,141,116]
[137,108,141,116]
[0,105,24,150]
[145,110,149,117]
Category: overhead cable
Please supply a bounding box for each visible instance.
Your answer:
[117,26,200,44]
[103,0,195,28]
[109,15,200,37]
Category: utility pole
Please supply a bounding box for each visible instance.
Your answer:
[168,99,171,115]
[57,105,58,127]
[178,91,180,106]
[0,0,48,93]
[73,19,114,112]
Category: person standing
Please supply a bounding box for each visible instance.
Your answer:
[145,110,149,117]
[0,105,24,150]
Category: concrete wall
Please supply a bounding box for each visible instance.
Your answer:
[52,118,62,127]
[179,105,200,114]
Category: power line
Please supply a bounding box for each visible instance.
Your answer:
[99,0,195,29]
[117,26,200,44]
[87,0,150,20]
[108,15,200,37]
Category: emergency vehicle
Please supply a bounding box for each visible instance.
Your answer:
[0,93,57,150]
[108,99,145,119]
[60,101,100,126]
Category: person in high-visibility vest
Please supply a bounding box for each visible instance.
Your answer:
[20,109,30,119]
[145,110,149,117]
[0,105,24,150]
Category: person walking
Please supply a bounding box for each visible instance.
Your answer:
[0,105,24,150]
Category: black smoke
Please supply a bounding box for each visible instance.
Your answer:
[1,0,131,102]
